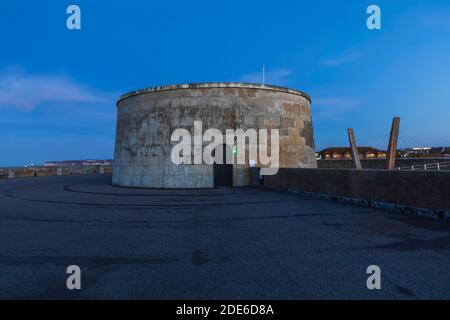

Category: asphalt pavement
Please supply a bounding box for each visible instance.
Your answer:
[1,174,449,299]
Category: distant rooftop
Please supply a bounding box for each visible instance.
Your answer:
[318,147,385,154]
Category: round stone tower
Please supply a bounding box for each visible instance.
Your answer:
[113,82,316,188]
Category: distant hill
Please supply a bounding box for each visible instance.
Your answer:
[42,159,113,166]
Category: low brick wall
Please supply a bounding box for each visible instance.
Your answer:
[0,166,113,179]
[318,158,449,170]
[250,168,450,217]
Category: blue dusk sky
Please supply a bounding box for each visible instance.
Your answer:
[0,0,449,166]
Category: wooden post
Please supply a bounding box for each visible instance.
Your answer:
[347,128,362,169]
[386,117,400,170]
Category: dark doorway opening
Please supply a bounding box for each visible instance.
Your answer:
[213,144,233,187]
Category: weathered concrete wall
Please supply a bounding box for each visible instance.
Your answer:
[318,158,450,170]
[249,168,450,215]
[113,83,317,189]
[0,166,112,179]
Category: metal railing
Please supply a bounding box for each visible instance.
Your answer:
[396,161,450,171]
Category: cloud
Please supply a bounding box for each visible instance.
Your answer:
[238,68,292,86]
[313,97,361,119]
[321,51,362,67]
[0,67,106,111]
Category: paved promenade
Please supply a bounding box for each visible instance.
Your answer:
[1,175,449,299]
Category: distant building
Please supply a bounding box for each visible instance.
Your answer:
[317,147,386,160]
[442,147,450,158]
[400,147,432,157]
[398,147,450,158]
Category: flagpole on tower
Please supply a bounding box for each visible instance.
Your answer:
[262,64,265,86]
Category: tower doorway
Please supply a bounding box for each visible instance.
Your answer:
[213,144,233,187]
